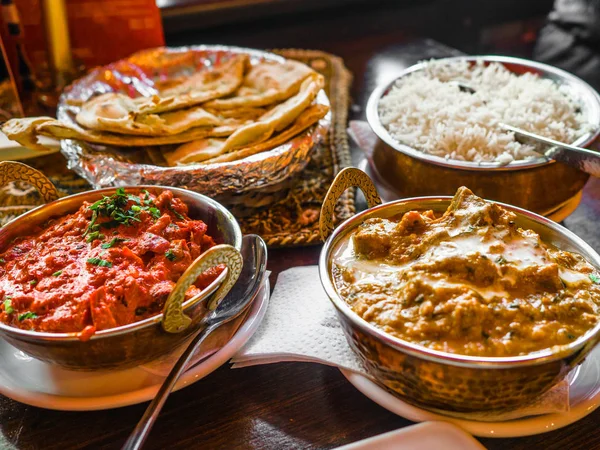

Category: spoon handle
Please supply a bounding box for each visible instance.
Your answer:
[122,321,220,450]
[500,123,600,178]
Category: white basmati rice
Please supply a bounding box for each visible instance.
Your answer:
[378,59,589,164]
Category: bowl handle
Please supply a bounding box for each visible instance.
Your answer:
[162,244,243,334]
[0,161,59,203]
[319,167,382,240]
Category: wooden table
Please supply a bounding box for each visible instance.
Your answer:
[3,3,600,449]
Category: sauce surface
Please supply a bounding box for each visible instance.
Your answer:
[332,187,600,357]
[0,189,223,338]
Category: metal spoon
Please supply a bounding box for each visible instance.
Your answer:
[450,81,600,177]
[498,123,600,178]
[122,234,268,450]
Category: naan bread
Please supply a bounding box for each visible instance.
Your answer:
[168,138,227,165]
[204,104,329,164]
[205,106,267,121]
[220,73,324,152]
[134,53,249,114]
[205,60,314,110]
[76,93,223,136]
[2,52,325,166]
[1,117,238,149]
[0,117,57,152]
[166,103,329,166]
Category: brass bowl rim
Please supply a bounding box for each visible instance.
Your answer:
[366,55,600,172]
[0,185,242,342]
[319,196,600,369]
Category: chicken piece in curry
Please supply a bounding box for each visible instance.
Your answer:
[332,187,600,357]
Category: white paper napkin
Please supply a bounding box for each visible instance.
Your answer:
[232,266,570,420]
[232,265,367,375]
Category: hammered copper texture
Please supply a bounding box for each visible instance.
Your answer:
[373,139,590,215]
[320,178,600,415]
[0,186,243,371]
[338,315,569,414]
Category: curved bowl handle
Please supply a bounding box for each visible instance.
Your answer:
[319,167,382,241]
[0,161,59,203]
[162,244,243,334]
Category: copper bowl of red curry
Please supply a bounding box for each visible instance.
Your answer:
[318,168,600,415]
[0,162,242,371]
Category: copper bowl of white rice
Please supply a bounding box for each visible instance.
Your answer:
[365,56,600,215]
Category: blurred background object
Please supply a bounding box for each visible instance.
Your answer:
[534,0,600,90]
[1,0,164,112]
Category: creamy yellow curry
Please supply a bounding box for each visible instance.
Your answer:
[332,187,600,357]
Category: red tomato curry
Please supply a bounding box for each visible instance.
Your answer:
[0,188,223,339]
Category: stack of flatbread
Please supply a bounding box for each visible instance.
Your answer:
[1,54,330,166]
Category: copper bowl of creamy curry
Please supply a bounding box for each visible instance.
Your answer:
[318,168,600,415]
[0,161,243,371]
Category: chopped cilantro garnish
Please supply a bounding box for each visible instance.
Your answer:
[101,237,128,249]
[3,299,13,314]
[168,205,185,220]
[143,190,152,205]
[127,194,141,205]
[165,250,177,261]
[52,270,62,277]
[87,257,113,268]
[495,256,507,265]
[83,210,98,237]
[88,189,140,227]
[29,280,37,286]
[0,258,5,264]
[590,273,600,284]
[85,189,160,235]
[85,231,105,243]
[18,312,37,321]
[148,207,161,219]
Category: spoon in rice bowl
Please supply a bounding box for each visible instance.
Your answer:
[450,81,600,177]
[499,123,600,178]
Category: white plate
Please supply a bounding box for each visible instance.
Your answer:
[335,421,486,450]
[0,279,269,411]
[0,132,58,161]
[341,344,600,438]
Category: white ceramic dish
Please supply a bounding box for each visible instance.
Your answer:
[0,279,269,411]
[334,421,486,450]
[341,344,600,438]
